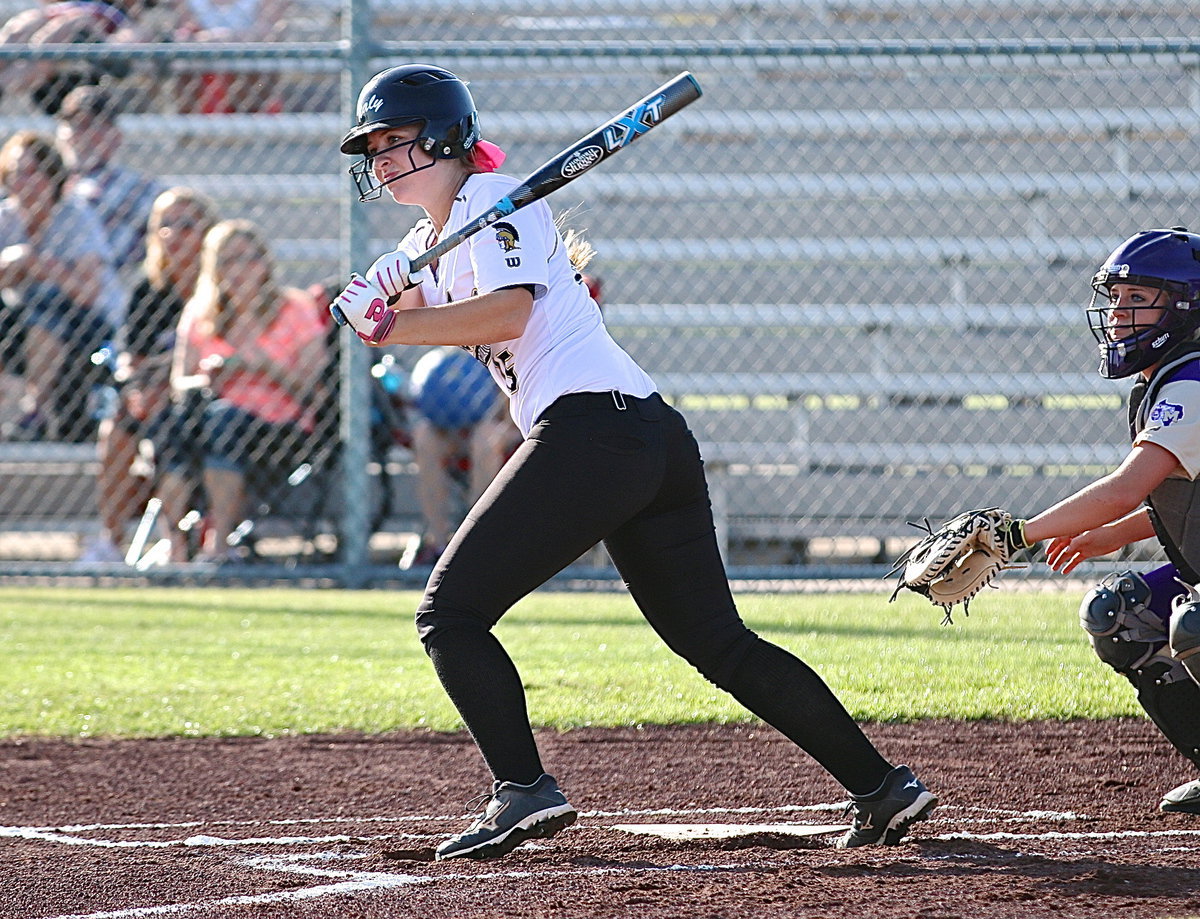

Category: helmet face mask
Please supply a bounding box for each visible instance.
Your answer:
[349,131,431,202]
[341,64,480,202]
[1086,228,1200,378]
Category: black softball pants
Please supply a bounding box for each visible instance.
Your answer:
[415,391,891,795]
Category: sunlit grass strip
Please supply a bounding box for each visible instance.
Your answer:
[0,586,1137,738]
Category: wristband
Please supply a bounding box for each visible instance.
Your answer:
[1003,519,1031,556]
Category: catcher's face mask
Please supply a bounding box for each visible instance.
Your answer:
[1087,227,1200,378]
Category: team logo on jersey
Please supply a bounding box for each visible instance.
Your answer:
[1150,400,1185,426]
[493,223,522,267]
[494,223,520,252]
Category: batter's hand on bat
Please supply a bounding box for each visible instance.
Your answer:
[367,249,429,303]
[330,273,392,341]
[361,306,397,345]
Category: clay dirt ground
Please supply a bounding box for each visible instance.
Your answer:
[2,719,1200,918]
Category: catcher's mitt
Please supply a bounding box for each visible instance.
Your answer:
[888,507,1029,623]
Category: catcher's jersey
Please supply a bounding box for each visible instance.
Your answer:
[1134,359,1200,480]
[1131,349,1200,582]
[395,172,655,436]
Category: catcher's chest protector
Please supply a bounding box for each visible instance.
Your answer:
[1130,346,1200,583]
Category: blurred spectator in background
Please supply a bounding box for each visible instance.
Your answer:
[79,185,217,563]
[0,1,167,114]
[0,129,124,441]
[56,85,161,279]
[309,274,412,471]
[156,218,326,563]
[402,346,521,569]
[306,278,413,544]
[174,0,292,114]
[176,0,289,40]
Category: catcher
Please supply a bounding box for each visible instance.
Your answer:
[892,228,1200,817]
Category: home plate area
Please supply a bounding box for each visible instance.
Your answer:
[4,721,1200,918]
[609,821,846,840]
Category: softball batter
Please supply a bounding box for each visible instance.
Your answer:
[333,64,937,860]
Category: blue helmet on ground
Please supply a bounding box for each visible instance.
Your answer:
[408,347,496,429]
[1088,227,1200,379]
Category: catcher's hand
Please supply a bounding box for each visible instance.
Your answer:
[888,507,1031,623]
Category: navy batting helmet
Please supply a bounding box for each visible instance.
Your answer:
[1088,227,1200,379]
[341,64,479,157]
[341,64,479,201]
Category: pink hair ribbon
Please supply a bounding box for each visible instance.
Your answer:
[474,140,507,172]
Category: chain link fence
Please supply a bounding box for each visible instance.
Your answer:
[0,0,1193,582]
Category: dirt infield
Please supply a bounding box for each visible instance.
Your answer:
[3,718,1200,918]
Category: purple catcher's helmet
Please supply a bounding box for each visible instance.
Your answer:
[340,63,480,201]
[1088,227,1200,379]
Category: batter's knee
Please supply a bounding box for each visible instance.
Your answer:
[681,627,760,689]
[414,601,493,654]
[1169,588,1200,686]
[1079,570,1173,676]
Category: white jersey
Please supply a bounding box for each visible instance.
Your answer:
[396,172,656,436]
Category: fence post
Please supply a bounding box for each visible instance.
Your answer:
[338,0,375,585]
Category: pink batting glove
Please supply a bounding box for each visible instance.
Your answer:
[330,273,390,341]
[359,307,397,345]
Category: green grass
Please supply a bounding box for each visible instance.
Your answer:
[0,586,1139,739]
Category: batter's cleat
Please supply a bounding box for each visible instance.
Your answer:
[435,773,577,860]
[836,764,938,848]
[1161,778,1200,814]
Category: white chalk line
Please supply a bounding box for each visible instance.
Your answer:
[43,854,757,919]
[0,826,406,849]
[0,803,1107,852]
[15,802,1197,919]
[5,802,1087,840]
[936,828,1200,842]
[44,801,848,835]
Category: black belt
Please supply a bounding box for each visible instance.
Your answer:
[540,390,665,421]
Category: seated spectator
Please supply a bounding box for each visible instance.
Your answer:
[403,346,522,569]
[173,0,292,114]
[0,130,125,441]
[156,218,326,563]
[305,278,415,542]
[0,2,166,115]
[56,85,162,279]
[79,185,217,563]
